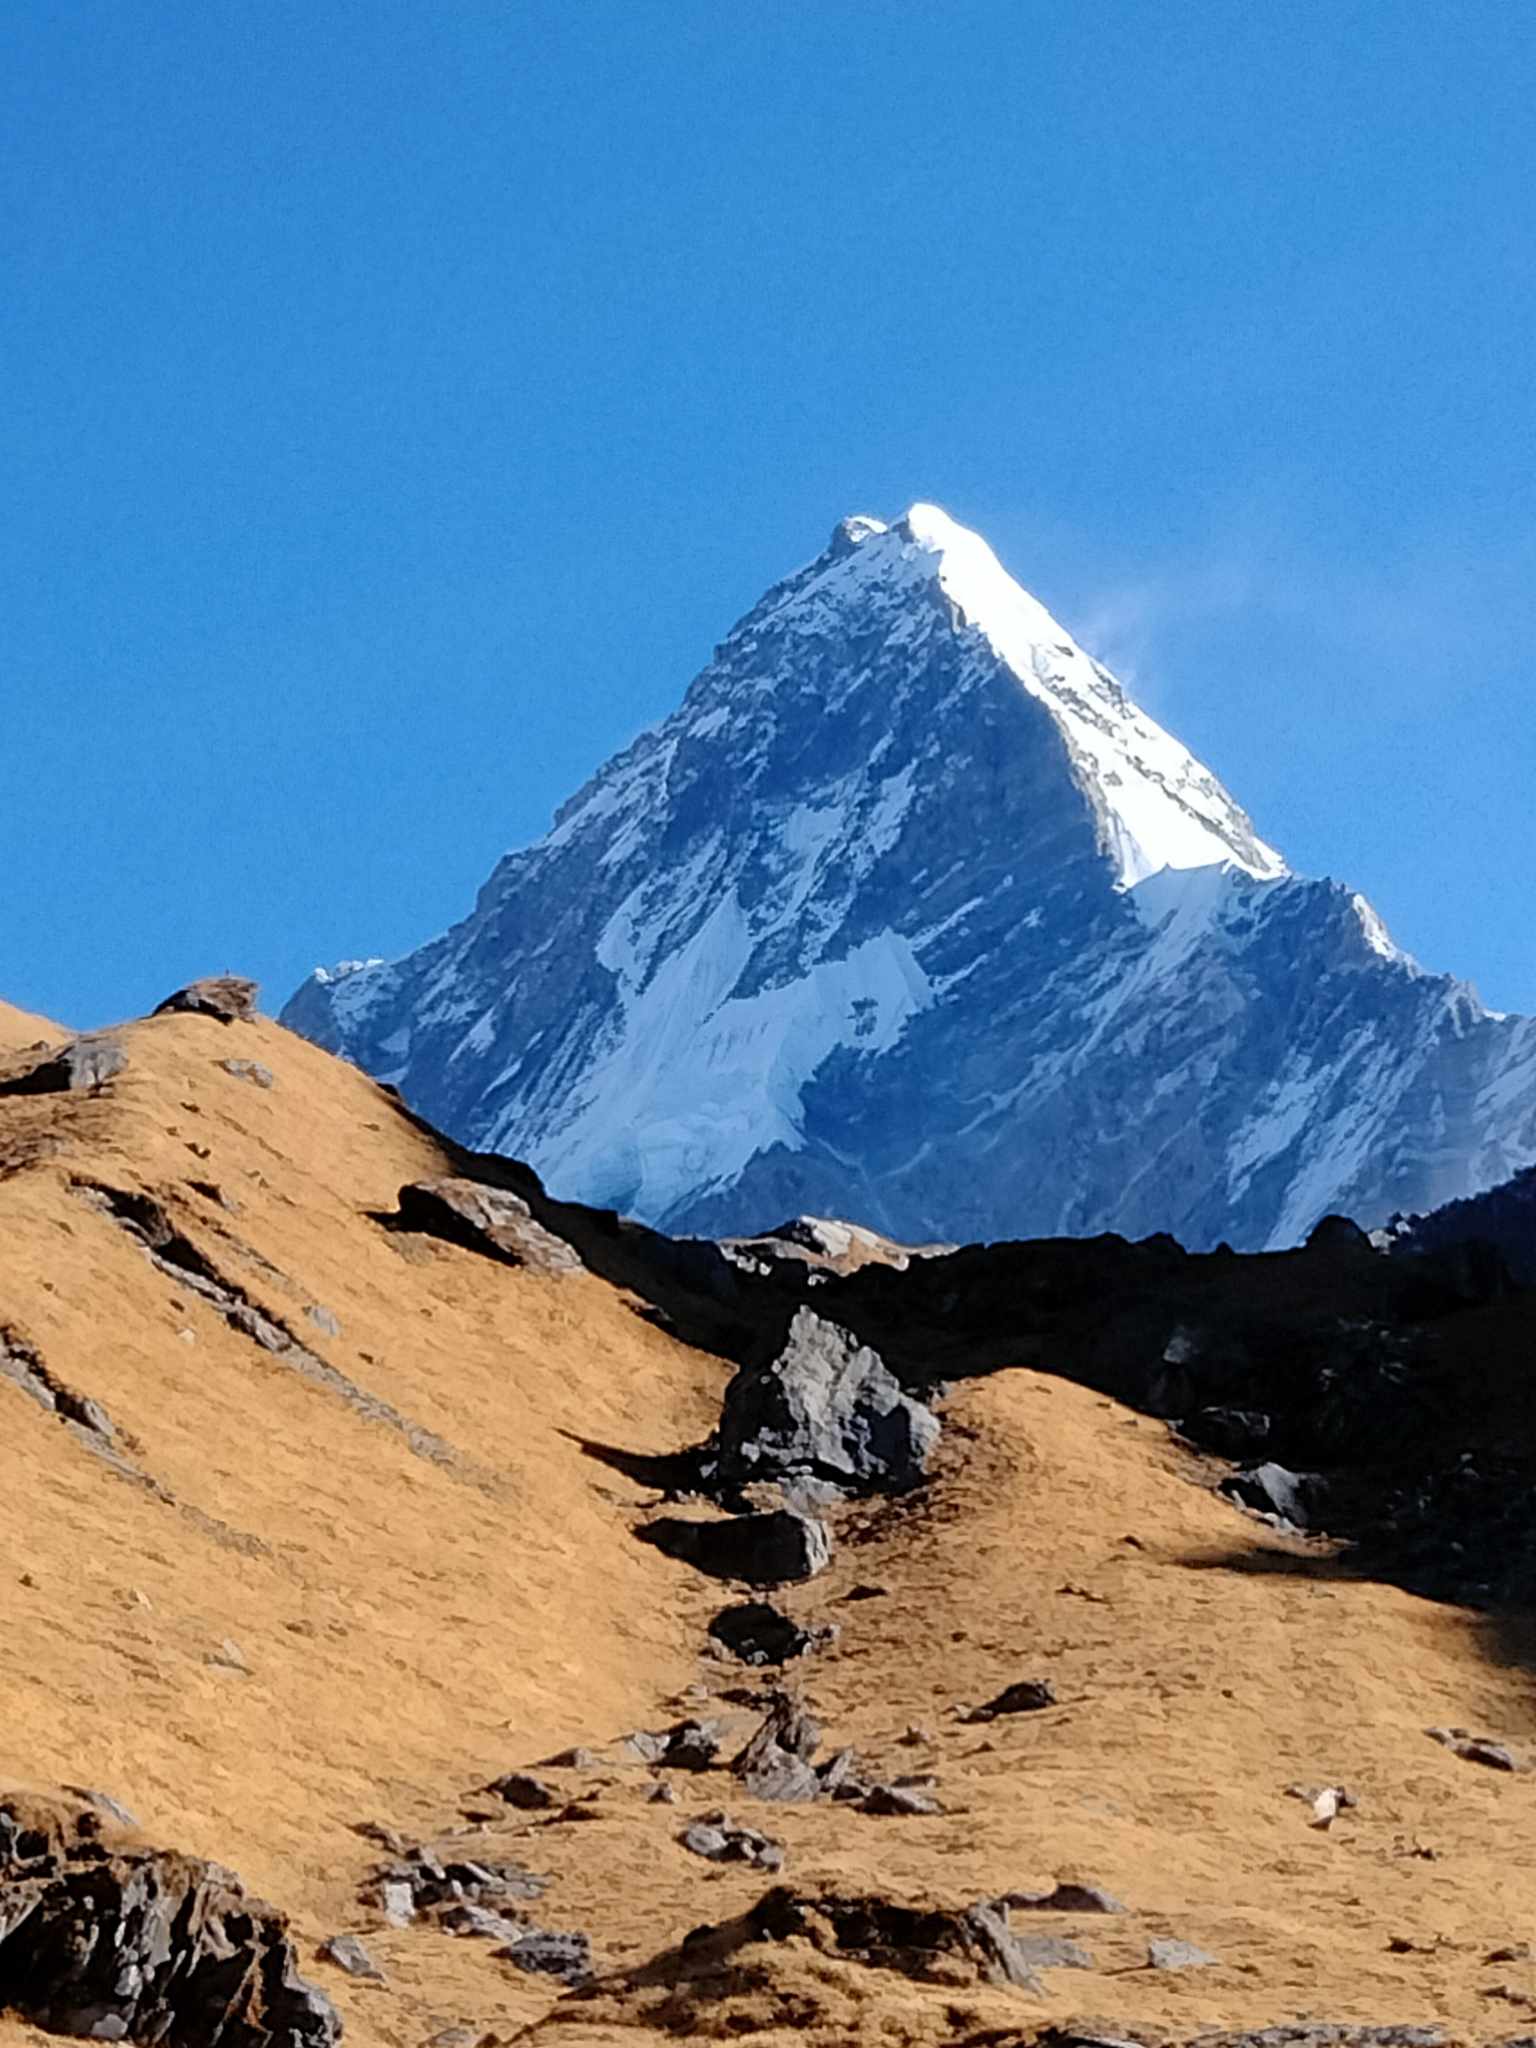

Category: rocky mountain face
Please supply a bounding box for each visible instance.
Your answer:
[283,504,1536,1249]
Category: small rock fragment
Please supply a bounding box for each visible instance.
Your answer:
[541,1746,601,1769]
[964,1679,1056,1723]
[319,1934,384,1980]
[1426,1726,1522,1770]
[1147,1937,1216,1970]
[647,1780,677,1804]
[498,1928,592,1984]
[306,1303,341,1337]
[859,1784,944,1816]
[220,1058,275,1088]
[379,1880,415,1928]
[678,1811,784,1869]
[485,1772,555,1810]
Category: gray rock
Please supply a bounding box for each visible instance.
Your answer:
[153,976,260,1024]
[647,1780,677,1804]
[485,1772,556,1810]
[1222,1461,1325,1529]
[859,1784,944,1816]
[712,1308,939,1495]
[395,1177,583,1275]
[220,1058,275,1088]
[639,1507,832,1585]
[1147,1936,1217,1969]
[379,1879,415,1928]
[59,1787,138,1831]
[540,1746,601,1769]
[706,1600,837,1666]
[733,1692,820,1772]
[306,1303,341,1337]
[0,1034,127,1096]
[964,1678,1056,1722]
[678,1811,784,1869]
[319,1934,384,1980]
[742,1751,823,1803]
[1426,1725,1522,1770]
[436,1903,524,1941]
[498,1927,592,1984]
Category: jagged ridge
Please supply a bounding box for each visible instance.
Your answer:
[284,506,1536,1248]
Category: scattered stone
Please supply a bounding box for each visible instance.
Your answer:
[964,1678,1056,1722]
[1285,1781,1357,1828]
[379,1878,415,1927]
[319,1933,384,1980]
[306,1302,341,1337]
[1222,1461,1326,1530]
[437,1902,525,1941]
[734,1692,820,1768]
[706,1599,837,1666]
[710,1306,940,1495]
[1147,1936,1217,1970]
[220,1058,275,1088]
[0,1789,339,2045]
[899,1724,935,1746]
[485,1771,556,1810]
[678,1811,784,1869]
[843,1582,887,1601]
[1427,1726,1522,1770]
[817,1747,869,1800]
[396,1177,583,1274]
[541,1746,601,1769]
[694,1886,1047,1991]
[371,1842,548,1919]
[639,1507,832,1585]
[859,1783,945,1816]
[152,975,260,1024]
[622,1719,724,1771]
[59,1785,138,1831]
[1488,1944,1535,1964]
[647,1780,677,1804]
[1003,1880,1127,1914]
[205,1636,251,1674]
[498,1927,593,1984]
[0,1033,127,1096]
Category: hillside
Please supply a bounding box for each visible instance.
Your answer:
[3,989,1536,2046]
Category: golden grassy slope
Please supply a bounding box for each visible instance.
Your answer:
[2,1005,1536,2046]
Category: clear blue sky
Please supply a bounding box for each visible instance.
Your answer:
[5,1,1533,1028]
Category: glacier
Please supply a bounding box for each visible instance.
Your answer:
[282,504,1536,1249]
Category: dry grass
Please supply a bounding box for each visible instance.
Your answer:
[1,1005,1534,2045]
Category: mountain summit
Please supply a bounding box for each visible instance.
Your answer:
[284,505,1536,1247]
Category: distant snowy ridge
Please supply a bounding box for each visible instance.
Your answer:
[283,504,1536,1250]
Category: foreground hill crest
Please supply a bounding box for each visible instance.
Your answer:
[284,505,1536,1247]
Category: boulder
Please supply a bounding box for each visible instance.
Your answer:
[706,1600,837,1666]
[638,1508,832,1585]
[395,1178,583,1275]
[0,1034,127,1097]
[152,976,260,1024]
[711,1308,940,1494]
[0,1790,338,2045]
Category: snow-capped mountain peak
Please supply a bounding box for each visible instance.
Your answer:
[283,505,1536,1251]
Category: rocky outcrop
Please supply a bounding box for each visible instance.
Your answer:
[393,1177,583,1274]
[0,1035,126,1096]
[709,1308,939,1496]
[0,1790,338,2046]
[153,976,260,1024]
